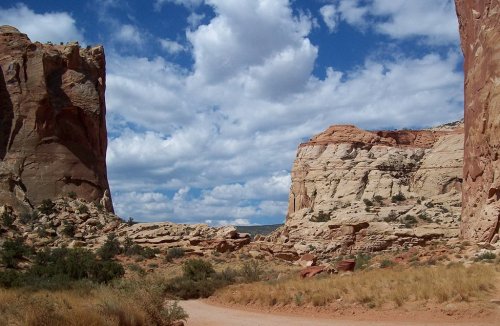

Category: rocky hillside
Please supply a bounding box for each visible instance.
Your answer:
[254,123,464,259]
[0,26,112,213]
[455,0,500,243]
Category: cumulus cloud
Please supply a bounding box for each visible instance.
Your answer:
[327,0,459,44]
[319,5,339,33]
[159,38,186,54]
[0,4,84,43]
[115,24,142,44]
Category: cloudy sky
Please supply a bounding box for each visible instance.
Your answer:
[0,0,463,225]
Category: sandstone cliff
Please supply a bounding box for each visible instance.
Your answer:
[0,26,113,212]
[257,123,464,258]
[455,0,500,243]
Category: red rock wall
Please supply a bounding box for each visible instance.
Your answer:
[455,0,500,242]
[0,26,113,212]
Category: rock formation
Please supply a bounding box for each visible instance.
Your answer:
[256,122,464,259]
[0,26,113,212]
[455,0,500,243]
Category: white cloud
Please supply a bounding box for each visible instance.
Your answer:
[159,38,186,54]
[319,5,339,33]
[187,12,205,29]
[115,24,142,44]
[0,4,84,43]
[371,0,459,44]
[330,0,459,44]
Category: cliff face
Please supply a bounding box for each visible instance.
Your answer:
[455,0,500,243]
[0,26,113,212]
[260,123,464,257]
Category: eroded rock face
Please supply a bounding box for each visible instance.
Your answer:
[455,0,500,243]
[260,123,464,258]
[0,26,113,212]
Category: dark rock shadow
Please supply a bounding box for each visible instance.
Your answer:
[0,65,13,160]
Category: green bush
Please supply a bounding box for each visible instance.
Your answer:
[391,192,406,203]
[77,204,89,214]
[97,233,121,260]
[383,211,398,222]
[363,199,373,207]
[67,191,77,199]
[373,195,384,204]
[380,259,396,268]
[354,253,372,270]
[240,260,262,282]
[39,199,55,215]
[1,211,14,228]
[311,211,331,222]
[1,238,29,268]
[62,222,76,237]
[165,247,185,262]
[476,251,496,261]
[401,215,418,228]
[182,259,215,280]
[123,237,159,259]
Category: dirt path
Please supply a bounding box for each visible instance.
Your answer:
[181,300,498,326]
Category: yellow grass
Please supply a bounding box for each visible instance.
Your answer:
[214,263,497,308]
[0,274,187,326]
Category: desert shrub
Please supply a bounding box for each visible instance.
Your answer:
[67,191,77,199]
[39,199,55,215]
[401,215,417,228]
[425,201,435,208]
[29,247,124,286]
[311,211,331,222]
[363,199,373,207]
[61,222,76,237]
[383,211,398,222]
[182,259,215,280]
[373,195,384,204]
[1,211,14,228]
[97,233,121,260]
[418,212,432,222]
[380,259,396,268]
[240,259,263,282]
[127,217,136,226]
[19,210,38,224]
[391,192,406,203]
[354,253,371,270]
[123,238,159,259]
[77,204,89,214]
[165,247,185,261]
[95,203,104,212]
[476,251,496,261]
[1,238,29,268]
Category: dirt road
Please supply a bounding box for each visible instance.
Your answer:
[181,300,498,326]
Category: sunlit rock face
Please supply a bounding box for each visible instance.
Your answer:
[455,0,500,243]
[0,26,113,212]
[259,122,464,258]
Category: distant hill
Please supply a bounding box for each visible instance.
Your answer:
[235,224,283,237]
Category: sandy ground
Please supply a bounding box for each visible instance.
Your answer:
[181,300,499,326]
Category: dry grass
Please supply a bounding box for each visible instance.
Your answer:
[214,263,497,309]
[0,275,187,326]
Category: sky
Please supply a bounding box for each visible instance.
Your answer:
[0,0,464,226]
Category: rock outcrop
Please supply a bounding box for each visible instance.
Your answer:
[0,26,113,212]
[257,123,464,259]
[455,0,500,243]
[0,198,251,256]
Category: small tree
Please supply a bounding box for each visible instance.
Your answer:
[97,233,121,260]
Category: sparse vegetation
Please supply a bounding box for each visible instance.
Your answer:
[363,198,373,207]
[391,192,406,203]
[97,233,121,260]
[165,247,185,262]
[67,191,77,199]
[77,204,89,214]
[383,210,398,222]
[310,211,331,222]
[1,211,14,228]
[400,215,417,228]
[475,251,496,261]
[62,221,76,237]
[373,195,384,204]
[214,264,496,308]
[39,199,55,215]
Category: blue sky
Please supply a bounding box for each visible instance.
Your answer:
[0,0,463,225]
